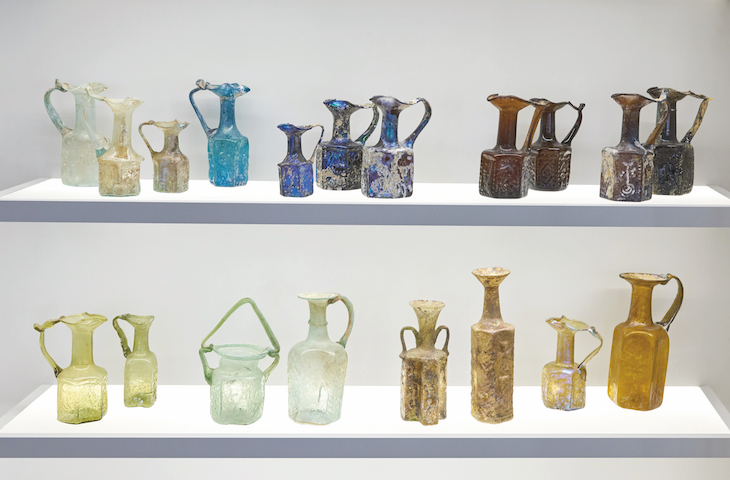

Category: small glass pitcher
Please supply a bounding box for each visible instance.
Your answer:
[277,123,324,197]
[199,298,280,425]
[139,120,190,193]
[113,314,157,408]
[541,316,603,411]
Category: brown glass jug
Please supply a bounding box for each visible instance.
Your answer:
[608,273,684,411]
[479,95,546,199]
[599,93,669,202]
[530,99,585,191]
[647,87,711,196]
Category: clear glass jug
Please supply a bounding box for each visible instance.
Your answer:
[288,292,354,425]
[199,298,280,425]
[113,314,157,407]
[34,313,108,424]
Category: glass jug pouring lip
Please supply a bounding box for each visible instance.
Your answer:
[546,315,590,332]
[620,272,670,283]
[409,300,445,310]
[213,343,272,360]
[472,267,511,277]
[298,292,340,301]
[195,79,250,97]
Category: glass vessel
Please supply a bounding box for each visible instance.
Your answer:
[541,316,602,411]
[361,96,431,198]
[288,292,354,425]
[87,89,145,197]
[400,300,449,426]
[199,298,280,425]
[530,99,584,191]
[277,123,324,197]
[139,120,190,193]
[608,273,684,410]
[471,267,514,423]
[647,87,711,196]
[599,93,668,202]
[316,99,379,190]
[113,314,157,407]
[479,95,545,199]
[34,313,108,424]
[44,79,109,187]
[189,79,251,187]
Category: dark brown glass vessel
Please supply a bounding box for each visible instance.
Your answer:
[530,100,584,191]
[479,95,546,199]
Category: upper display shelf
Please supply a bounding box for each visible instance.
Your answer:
[1,178,730,227]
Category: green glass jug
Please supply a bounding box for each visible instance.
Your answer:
[199,298,280,425]
[34,313,108,424]
[113,314,157,408]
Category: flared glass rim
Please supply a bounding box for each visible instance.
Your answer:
[213,343,269,360]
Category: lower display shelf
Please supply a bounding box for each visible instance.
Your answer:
[1,385,729,458]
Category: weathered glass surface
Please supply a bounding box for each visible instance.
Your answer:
[362,96,431,198]
[479,96,545,198]
[44,80,109,187]
[647,87,711,196]
[599,93,668,202]
[87,90,144,197]
[113,314,157,408]
[199,298,280,425]
[189,79,250,187]
[541,316,602,411]
[471,268,514,423]
[530,99,584,191]
[608,273,684,410]
[277,123,324,197]
[400,300,449,426]
[139,120,190,193]
[316,100,378,190]
[34,313,108,424]
[288,293,354,425]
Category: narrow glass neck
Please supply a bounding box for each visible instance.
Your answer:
[628,285,655,326]
[219,97,238,130]
[111,110,134,150]
[496,110,518,150]
[660,100,678,142]
[331,112,351,141]
[163,133,180,152]
[481,286,503,324]
[287,133,303,158]
[70,330,95,366]
[380,112,400,146]
[419,324,437,349]
[556,330,575,365]
[307,301,331,341]
[540,111,557,141]
[132,326,150,353]
[620,107,642,145]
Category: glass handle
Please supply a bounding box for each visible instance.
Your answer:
[189,85,215,137]
[112,315,132,358]
[435,325,450,355]
[306,124,325,163]
[681,92,712,144]
[333,295,355,348]
[658,274,684,331]
[43,80,71,136]
[522,99,548,151]
[354,103,380,145]
[198,345,214,386]
[645,93,670,146]
[262,352,280,381]
[578,326,603,370]
[399,326,420,359]
[33,319,63,377]
[403,98,432,149]
[561,102,585,146]
[138,121,159,155]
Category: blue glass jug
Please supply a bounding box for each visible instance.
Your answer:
[277,124,324,197]
[189,79,251,187]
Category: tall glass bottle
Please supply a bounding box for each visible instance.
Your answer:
[471,268,514,423]
[34,313,108,424]
[44,80,109,186]
[288,292,354,425]
[113,314,157,407]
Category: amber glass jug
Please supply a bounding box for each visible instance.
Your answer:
[608,273,683,411]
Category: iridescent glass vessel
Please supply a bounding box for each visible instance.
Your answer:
[139,120,190,193]
[113,314,157,407]
[277,123,324,197]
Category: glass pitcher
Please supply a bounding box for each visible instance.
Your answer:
[541,316,602,411]
[277,123,324,197]
[139,120,190,193]
[113,314,157,407]
[199,298,280,425]
[34,313,108,424]
[288,292,354,425]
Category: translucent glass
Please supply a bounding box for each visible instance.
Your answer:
[34,313,108,424]
[113,314,157,407]
[139,120,190,193]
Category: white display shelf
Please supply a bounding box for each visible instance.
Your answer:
[1,179,730,227]
[1,385,729,458]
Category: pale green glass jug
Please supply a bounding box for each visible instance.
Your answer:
[113,314,157,408]
[199,298,280,425]
[288,292,354,425]
[34,313,108,424]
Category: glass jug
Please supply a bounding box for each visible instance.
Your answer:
[113,314,157,407]
[44,79,109,186]
[34,313,108,424]
[199,298,280,425]
[541,316,602,411]
[288,292,354,425]
[139,120,190,193]
[277,123,324,197]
